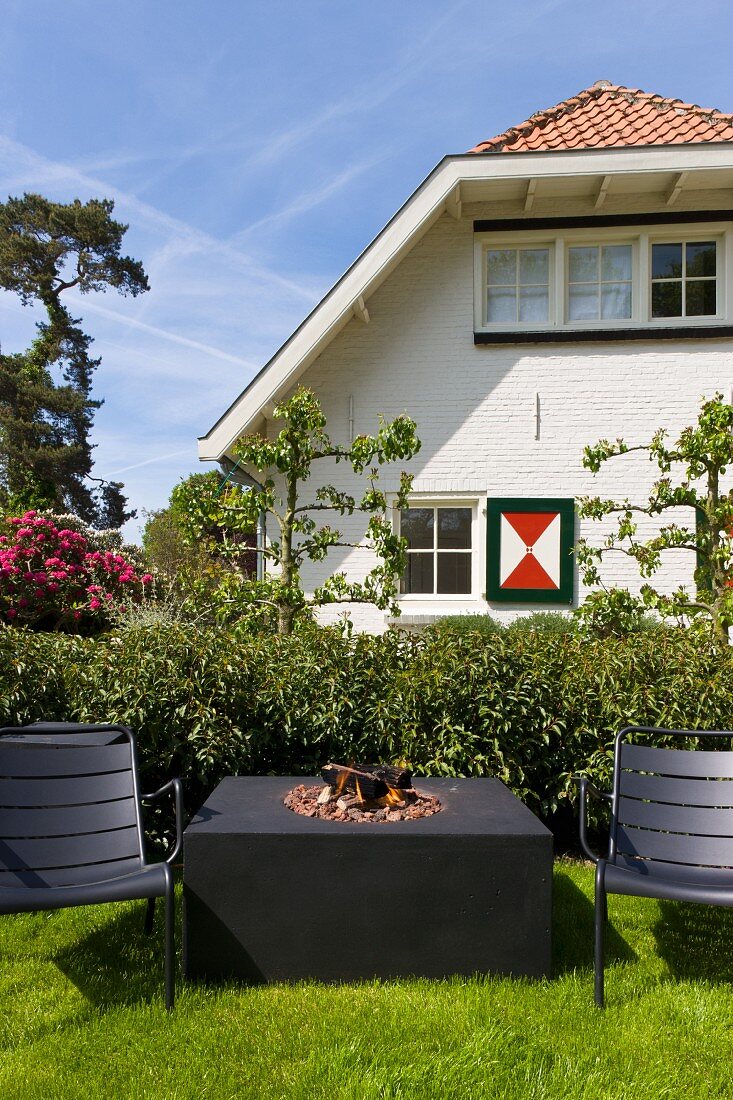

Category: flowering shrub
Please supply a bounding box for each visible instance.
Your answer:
[0,511,153,631]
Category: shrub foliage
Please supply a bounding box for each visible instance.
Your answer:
[0,510,152,631]
[2,624,732,835]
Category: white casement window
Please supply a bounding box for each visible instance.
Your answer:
[650,240,718,318]
[486,247,551,324]
[399,504,475,596]
[566,244,633,321]
[475,223,728,332]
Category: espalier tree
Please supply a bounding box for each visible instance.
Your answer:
[576,393,733,643]
[183,387,420,634]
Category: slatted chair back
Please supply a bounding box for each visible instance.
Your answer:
[0,724,147,890]
[610,726,733,881]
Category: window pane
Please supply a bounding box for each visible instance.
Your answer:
[437,508,472,549]
[686,242,716,278]
[652,243,682,280]
[601,282,632,320]
[568,246,598,283]
[602,245,632,282]
[686,280,717,316]
[401,553,434,594]
[437,553,471,594]
[652,281,682,317]
[487,287,516,323]
[568,284,599,320]
[487,249,516,286]
[401,508,433,549]
[518,286,549,322]
[519,249,549,285]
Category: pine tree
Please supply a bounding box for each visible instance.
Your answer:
[0,193,149,526]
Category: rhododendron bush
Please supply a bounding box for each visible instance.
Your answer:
[0,511,152,631]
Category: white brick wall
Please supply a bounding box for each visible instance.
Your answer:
[265,196,733,632]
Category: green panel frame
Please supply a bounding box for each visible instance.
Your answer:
[486,498,575,605]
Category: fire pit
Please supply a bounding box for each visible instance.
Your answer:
[183,776,552,985]
[284,762,442,822]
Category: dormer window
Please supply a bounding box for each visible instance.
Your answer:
[474,221,727,337]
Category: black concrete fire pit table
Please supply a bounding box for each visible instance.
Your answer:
[183,776,552,984]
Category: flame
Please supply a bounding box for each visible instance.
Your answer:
[385,786,404,806]
[355,778,364,803]
[334,768,349,797]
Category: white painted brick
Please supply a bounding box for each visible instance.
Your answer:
[265,205,733,632]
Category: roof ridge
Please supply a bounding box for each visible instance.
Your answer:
[471,82,733,154]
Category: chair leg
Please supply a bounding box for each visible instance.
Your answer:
[594,861,606,1008]
[165,880,175,1012]
[144,897,155,935]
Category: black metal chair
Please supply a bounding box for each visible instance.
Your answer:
[0,722,183,1010]
[580,725,733,1007]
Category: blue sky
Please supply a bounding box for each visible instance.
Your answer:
[1,0,732,539]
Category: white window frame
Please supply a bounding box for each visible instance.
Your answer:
[565,241,635,325]
[394,497,482,603]
[648,232,724,323]
[474,221,731,333]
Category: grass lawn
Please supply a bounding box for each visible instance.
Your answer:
[2,859,733,1099]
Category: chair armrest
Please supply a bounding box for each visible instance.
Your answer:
[141,779,184,865]
[579,777,612,864]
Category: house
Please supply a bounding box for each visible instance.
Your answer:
[199,81,733,631]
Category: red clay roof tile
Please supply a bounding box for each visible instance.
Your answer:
[470,81,733,153]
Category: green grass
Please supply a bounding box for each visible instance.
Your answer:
[2,860,733,1099]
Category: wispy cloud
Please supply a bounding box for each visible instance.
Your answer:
[108,448,192,477]
[67,295,260,370]
[240,0,475,172]
[233,155,386,241]
[0,134,316,303]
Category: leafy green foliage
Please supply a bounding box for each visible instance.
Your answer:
[506,611,576,636]
[577,393,733,642]
[3,625,733,833]
[574,589,665,639]
[428,614,506,637]
[0,193,148,525]
[183,388,420,634]
[142,471,267,630]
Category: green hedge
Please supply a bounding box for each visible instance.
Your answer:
[2,624,733,829]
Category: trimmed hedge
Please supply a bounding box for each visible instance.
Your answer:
[3,624,733,834]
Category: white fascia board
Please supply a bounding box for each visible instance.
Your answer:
[198,143,733,462]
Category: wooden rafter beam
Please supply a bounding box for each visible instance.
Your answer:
[666,171,688,206]
[524,179,537,212]
[594,175,612,209]
[352,295,370,324]
[445,184,462,220]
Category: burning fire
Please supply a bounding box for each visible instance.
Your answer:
[319,761,415,812]
[335,768,350,798]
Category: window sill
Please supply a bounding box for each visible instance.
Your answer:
[388,600,487,625]
[474,324,733,346]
